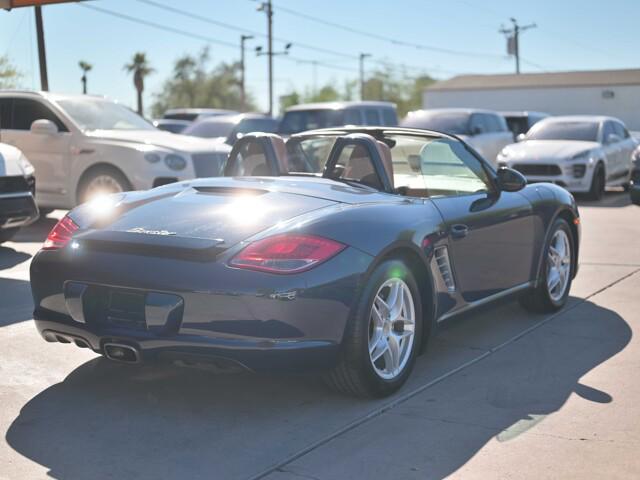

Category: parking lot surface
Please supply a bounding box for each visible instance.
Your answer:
[1,192,639,480]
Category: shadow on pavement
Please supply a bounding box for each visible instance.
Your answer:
[12,216,59,244]
[575,191,630,208]
[0,278,33,327]
[0,246,31,270]
[4,300,631,480]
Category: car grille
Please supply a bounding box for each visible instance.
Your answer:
[0,175,33,194]
[192,153,227,178]
[512,164,562,176]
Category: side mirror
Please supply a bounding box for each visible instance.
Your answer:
[606,133,621,145]
[471,126,483,136]
[30,119,58,135]
[631,182,640,206]
[496,167,527,192]
[516,133,527,142]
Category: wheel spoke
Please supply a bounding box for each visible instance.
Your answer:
[370,337,388,362]
[386,334,401,373]
[371,303,384,327]
[548,268,561,292]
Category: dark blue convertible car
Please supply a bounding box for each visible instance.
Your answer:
[30,127,580,397]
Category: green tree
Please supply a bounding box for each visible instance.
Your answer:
[78,60,92,94]
[124,52,154,115]
[151,47,255,117]
[0,55,21,89]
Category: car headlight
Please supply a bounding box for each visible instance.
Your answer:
[144,152,161,163]
[164,154,187,171]
[18,154,35,176]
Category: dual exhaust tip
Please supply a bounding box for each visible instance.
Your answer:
[103,343,140,363]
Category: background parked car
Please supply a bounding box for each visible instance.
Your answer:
[278,101,398,136]
[497,115,637,200]
[631,145,640,205]
[500,111,550,140]
[162,108,239,122]
[182,113,279,145]
[152,118,191,134]
[0,91,230,209]
[401,108,512,165]
[0,142,38,243]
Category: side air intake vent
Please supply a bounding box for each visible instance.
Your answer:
[434,246,455,292]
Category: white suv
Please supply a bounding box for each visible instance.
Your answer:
[0,91,230,210]
[497,116,637,200]
[401,108,513,166]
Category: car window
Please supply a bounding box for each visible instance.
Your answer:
[381,108,397,126]
[469,114,490,135]
[226,140,271,176]
[602,121,616,143]
[343,109,361,125]
[279,109,344,135]
[419,139,492,196]
[402,111,471,135]
[487,114,507,132]
[0,98,11,129]
[237,118,278,134]
[12,98,68,132]
[364,109,380,126]
[184,119,235,138]
[527,121,599,142]
[612,121,630,140]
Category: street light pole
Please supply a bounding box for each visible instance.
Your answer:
[240,34,253,111]
[359,53,371,101]
[34,5,48,91]
[257,1,274,116]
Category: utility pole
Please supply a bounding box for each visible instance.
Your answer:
[359,53,371,100]
[256,0,291,116]
[34,5,48,91]
[500,18,536,74]
[240,34,253,111]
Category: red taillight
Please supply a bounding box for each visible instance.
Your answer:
[42,215,79,250]
[230,234,346,274]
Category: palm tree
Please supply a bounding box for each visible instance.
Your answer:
[124,52,154,115]
[78,60,92,94]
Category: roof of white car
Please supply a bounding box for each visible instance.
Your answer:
[286,101,396,112]
[539,115,621,124]
[0,90,111,102]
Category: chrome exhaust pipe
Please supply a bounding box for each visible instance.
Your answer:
[103,343,140,363]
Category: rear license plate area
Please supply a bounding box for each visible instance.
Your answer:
[105,290,147,330]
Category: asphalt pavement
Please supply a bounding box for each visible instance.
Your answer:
[0,192,638,480]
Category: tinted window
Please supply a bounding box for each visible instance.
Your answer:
[0,98,11,129]
[527,121,599,142]
[184,119,235,138]
[12,98,67,131]
[156,122,188,134]
[344,109,361,125]
[402,111,470,135]
[164,113,199,121]
[364,108,380,125]
[279,109,344,134]
[236,118,278,134]
[612,121,629,139]
[485,114,506,132]
[602,122,616,143]
[504,116,530,136]
[469,114,491,135]
[381,108,398,126]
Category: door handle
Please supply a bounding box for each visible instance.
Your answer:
[451,224,469,238]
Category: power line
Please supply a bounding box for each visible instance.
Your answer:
[274,3,505,59]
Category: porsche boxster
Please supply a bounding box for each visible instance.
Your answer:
[30,127,580,397]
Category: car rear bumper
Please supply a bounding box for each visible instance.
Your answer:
[0,192,39,230]
[30,246,373,371]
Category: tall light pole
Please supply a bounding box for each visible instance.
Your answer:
[257,1,274,116]
[240,34,253,110]
[500,18,536,74]
[34,5,48,91]
[359,53,371,101]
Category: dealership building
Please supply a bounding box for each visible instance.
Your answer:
[423,69,640,131]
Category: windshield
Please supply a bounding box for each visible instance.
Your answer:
[527,121,599,142]
[279,109,345,135]
[402,112,470,135]
[57,98,155,131]
[183,119,235,138]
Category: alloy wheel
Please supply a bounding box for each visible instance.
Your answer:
[546,229,571,302]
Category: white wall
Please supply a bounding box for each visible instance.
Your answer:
[422,85,640,130]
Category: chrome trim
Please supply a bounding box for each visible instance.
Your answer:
[437,281,533,323]
[0,191,34,200]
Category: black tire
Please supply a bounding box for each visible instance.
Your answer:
[77,166,132,205]
[587,164,605,201]
[0,228,19,244]
[520,218,574,313]
[324,259,423,398]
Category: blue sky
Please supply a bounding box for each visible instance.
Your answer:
[1,0,638,115]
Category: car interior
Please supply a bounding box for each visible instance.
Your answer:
[224,131,494,198]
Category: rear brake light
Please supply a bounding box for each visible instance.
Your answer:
[42,215,79,250]
[230,234,345,274]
